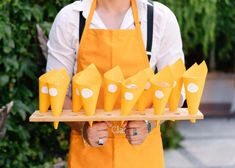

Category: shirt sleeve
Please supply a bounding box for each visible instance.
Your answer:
[155,7,186,107]
[46,7,78,97]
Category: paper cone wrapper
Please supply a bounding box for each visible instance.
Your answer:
[151,66,174,84]
[183,61,208,121]
[39,70,57,112]
[72,73,83,112]
[104,66,124,111]
[152,82,173,115]
[48,68,70,129]
[136,68,154,111]
[151,66,175,115]
[121,71,148,116]
[169,59,186,111]
[77,64,102,118]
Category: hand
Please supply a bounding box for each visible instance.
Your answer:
[125,121,148,146]
[82,122,110,147]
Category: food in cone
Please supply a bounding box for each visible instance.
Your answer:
[76,64,102,126]
[39,69,57,113]
[103,66,124,111]
[136,68,154,111]
[47,68,70,129]
[121,71,148,116]
[183,61,208,123]
[151,66,175,115]
[169,58,186,111]
[72,72,83,112]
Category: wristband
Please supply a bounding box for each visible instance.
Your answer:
[145,120,152,133]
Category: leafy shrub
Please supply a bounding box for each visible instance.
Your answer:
[0,0,234,167]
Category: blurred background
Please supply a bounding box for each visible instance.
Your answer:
[0,0,234,167]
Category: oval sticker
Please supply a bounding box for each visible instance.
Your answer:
[49,88,58,97]
[124,92,134,101]
[108,84,118,93]
[145,82,151,90]
[155,90,164,99]
[41,86,48,94]
[81,88,93,99]
[187,83,199,93]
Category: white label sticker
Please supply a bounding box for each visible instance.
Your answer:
[81,88,93,99]
[41,86,48,94]
[124,92,134,101]
[49,88,58,97]
[126,84,138,89]
[187,83,199,93]
[108,84,118,93]
[76,88,80,96]
[155,90,164,99]
[145,82,151,90]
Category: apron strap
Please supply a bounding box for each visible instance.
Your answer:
[79,11,86,43]
[79,1,154,58]
[146,0,154,61]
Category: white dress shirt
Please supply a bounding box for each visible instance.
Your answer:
[46,0,185,106]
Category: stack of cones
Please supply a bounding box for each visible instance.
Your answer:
[121,71,148,117]
[39,68,70,129]
[136,68,154,111]
[183,61,208,123]
[76,64,102,126]
[169,58,186,112]
[72,72,83,112]
[103,66,124,111]
[150,66,175,115]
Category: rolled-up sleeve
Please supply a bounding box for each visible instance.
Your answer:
[154,6,186,107]
[46,7,78,97]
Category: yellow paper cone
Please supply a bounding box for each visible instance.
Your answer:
[121,71,148,116]
[104,66,124,111]
[77,64,102,126]
[151,66,174,115]
[169,58,186,111]
[183,61,208,123]
[152,82,173,115]
[48,68,70,129]
[136,68,154,111]
[72,72,83,112]
[39,69,57,112]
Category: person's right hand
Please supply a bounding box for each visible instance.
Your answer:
[82,122,110,147]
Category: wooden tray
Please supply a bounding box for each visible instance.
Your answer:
[29,108,203,122]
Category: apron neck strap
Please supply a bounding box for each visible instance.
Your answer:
[84,0,141,31]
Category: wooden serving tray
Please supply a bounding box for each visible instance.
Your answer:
[29,108,203,122]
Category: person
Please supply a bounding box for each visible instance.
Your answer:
[46,0,185,167]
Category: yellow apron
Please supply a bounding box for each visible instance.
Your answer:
[68,0,164,167]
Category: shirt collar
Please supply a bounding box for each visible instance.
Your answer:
[73,0,149,28]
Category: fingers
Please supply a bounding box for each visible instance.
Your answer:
[84,122,109,147]
[125,121,148,146]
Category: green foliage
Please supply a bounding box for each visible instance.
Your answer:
[0,0,73,167]
[161,121,183,149]
[158,0,235,71]
[0,0,234,167]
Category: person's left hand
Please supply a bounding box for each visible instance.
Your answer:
[124,121,148,146]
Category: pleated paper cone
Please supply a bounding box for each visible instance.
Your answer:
[77,64,102,126]
[169,59,186,111]
[39,70,57,113]
[48,68,70,129]
[183,61,208,123]
[121,71,148,117]
[104,66,124,111]
[151,66,174,115]
[72,72,83,112]
[136,68,154,111]
[152,82,173,115]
